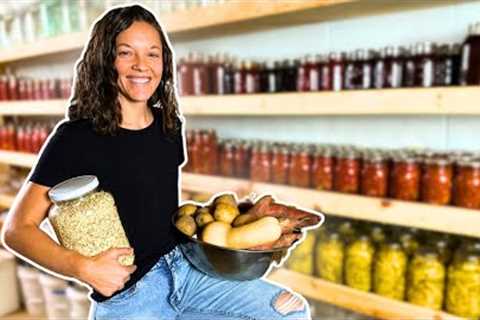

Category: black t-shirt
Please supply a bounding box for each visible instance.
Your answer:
[28,107,186,302]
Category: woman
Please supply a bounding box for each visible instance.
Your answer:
[1,5,309,320]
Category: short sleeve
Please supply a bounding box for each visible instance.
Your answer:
[176,118,186,166]
[29,122,75,188]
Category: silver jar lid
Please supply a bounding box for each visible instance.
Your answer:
[48,175,100,203]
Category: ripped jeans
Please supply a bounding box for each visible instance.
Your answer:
[90,246,310,320]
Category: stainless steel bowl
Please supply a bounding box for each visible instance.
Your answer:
[172,211,294,281]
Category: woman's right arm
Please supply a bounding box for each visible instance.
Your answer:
[1,181,136,297]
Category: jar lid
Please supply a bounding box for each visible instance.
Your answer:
[458,157,480,168]
[48,175,99,203]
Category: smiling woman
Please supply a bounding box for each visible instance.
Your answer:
[1,4,310,320]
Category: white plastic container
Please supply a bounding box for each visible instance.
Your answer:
[25,298,46,316]
[66,285,91,319]
[0,250,20,316]
[17,265,44,302]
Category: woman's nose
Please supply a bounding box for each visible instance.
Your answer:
[132,54,148,71]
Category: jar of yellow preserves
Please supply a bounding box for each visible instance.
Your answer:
[286,232,316,275]
[315,230,344,283]
[345,233,375,292]
[373,240,408,300]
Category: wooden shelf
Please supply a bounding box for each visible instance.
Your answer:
[0,0,459,64]
[0,194,14,209]
[0,151,36,169]
[1,87,480,116]
[0,310,46,320]
[182,173,480,238]
[0,100,66,116]
[268,269,463,320]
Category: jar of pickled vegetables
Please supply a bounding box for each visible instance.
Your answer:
[361,152,389,198]
[345,233,375,292]
[390,154,421,201]
[311,147,334,191]
[334,149,361,194]
[315,230,344,283]
[407,247,446,310]
[454,158,480,209]
[48,176,134,266]
[446,248,480,319]
[373,240,408,300]
[421,157,453,205]
[286,232,316,275]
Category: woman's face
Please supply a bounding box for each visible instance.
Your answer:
[114,21,163,105]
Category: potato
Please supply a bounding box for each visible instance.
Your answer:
[201,221,231,247]
[175,215,197,237]
[214,194,237,207]
[195,211,214,228]
[214,203,240,224]
[232,213,256,227]
[178,204,198,217]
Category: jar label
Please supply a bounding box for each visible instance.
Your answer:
[216,68,224,94]
[391,63,402,88]
[333,65,342,91]
[246,74,255,93]
[363,64,371,89]
[423,60,433,87]
[309,69,319,91]
[268,73,276,92]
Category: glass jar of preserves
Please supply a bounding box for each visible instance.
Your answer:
[250,143,271,182]
[403,45,416,87]
[344,233,375,292]
[454,158,480,209]
[446,248,480,319]
[390,154,421,201]
[48,176,134,266]
[312,147,334,191]
[462,22,480,85]
[334,149,361,194]
[219,141,235,177]
[306,54,320,91]
[344,52,356,90]
[374,48,386,89]
[288,146,311,188]
[398,228,420,256]
[315,230,344,283]
[421,157,453,205]
[286,232,316,275]
[271,145,290,185]
[319,54,330,91]
[415,42,435,88]
[329,52,344,91]
[361,152,389,198]
[373,240,408,300]
[407,247,446,310]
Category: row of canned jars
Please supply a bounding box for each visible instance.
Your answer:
[184,133,480,209]
[287,217,480,319]
[0,72,73,101]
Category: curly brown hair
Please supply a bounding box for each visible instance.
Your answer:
[69,5,181,137]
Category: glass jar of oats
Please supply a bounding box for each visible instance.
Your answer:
[47,175,134,266]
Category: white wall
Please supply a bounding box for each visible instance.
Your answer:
[8,0,480,151]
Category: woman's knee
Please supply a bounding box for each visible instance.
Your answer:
[271,290,310,319]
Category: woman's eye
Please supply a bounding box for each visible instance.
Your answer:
[118,51,131,57]
[149,53,160,58]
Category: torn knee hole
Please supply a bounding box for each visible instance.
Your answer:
[273,291,305,316]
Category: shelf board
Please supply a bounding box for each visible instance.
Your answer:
[268,269,462,320]
[0,151,37,168]
[181,173,480,238]
[0,0,460,64]
[0,310,46,320]
[0,100,67,116]
[0,194,14,209]
[1,87,480,116]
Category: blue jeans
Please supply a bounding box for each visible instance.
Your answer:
[90,246,310,320]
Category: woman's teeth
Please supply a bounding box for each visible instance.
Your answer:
[128,77,150,84]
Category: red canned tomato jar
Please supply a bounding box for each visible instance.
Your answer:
[454,158,480,209]
[334,149,361,194]
[361,152,389,198]
[312,146,334,191]
[390,153,421,201]
[271,145,290,185]
[421,157,453,205]
[288,145,311,188]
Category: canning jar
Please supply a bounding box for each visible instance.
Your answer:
[426,234,453,264]
[312,147,334,191]
[315,230,344,283]
[390,154,421,201]
[446,248,480,319]
[306,54,320,91]
[288,146,311,188]
[454,158,480,209]
[398,228,420,256]
[373,240,408,300]
[403,45,416,87]
[421,157,453,205]
[344,52,356,90]
[329,52,344,91]
[334,149,361,194]
[415,42,435,88]
[389,47,403,88]
[271,146,290,185]
[374,48,386,89]
[407,247,446,310]
[369,225,387,247]
[461,22,480,85]
[337,220,357,245]
[48,176,134,266]
[344,233,375,292]
[233,141,250,178]
[319,54,330,91]
[361,152,389,198]
[250,143,271,182]
[219,141,235,177]
[286,232,316,275]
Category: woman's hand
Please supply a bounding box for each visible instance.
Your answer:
[77,247,137,297]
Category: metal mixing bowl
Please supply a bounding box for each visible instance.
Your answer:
[172,211,294,281]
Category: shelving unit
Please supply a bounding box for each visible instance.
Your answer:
[0,310,45,320]
[0,151,36,169]
[268,269,462,320]
[1,86,480,116]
